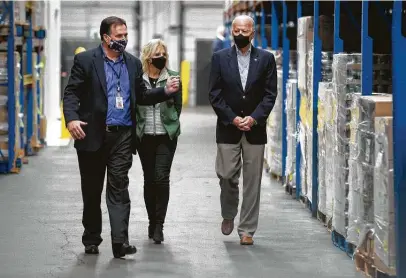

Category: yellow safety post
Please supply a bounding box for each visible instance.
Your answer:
[61,46,86,139]
[180,60,190,106]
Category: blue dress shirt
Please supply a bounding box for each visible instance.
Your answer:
[102,47,132,126]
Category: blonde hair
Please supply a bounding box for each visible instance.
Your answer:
[141,39,169,73]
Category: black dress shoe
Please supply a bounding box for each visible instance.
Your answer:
[153,224,164,244]
[112,242,137,258]
[84,245,99,255]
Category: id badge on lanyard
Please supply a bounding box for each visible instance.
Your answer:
[116,84,124,110]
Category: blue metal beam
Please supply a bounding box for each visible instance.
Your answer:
[392,2,406,277]
[311,0,321,217]
[252,10,258,47]
[295,0,302,200]
[334,0,343,54]
[361,0,372,96]
[26,11,34,155]
[5,1,15,172]
[271,1,279,49]
[281,1,289,179]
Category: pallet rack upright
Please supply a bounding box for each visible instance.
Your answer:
[0,1,18,174]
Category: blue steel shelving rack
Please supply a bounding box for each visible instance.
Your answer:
[392,2,405,278]
[224,0,404,276]
[24,5,34,156]
[0,1,18,174]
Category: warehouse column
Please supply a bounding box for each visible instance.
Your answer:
[44,0,62,146]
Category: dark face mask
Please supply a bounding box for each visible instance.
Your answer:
[233,34,251,49]
[151,56,167,70]
[106,36,127,53]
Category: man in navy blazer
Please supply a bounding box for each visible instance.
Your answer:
[208,15,277,245]
[63,16,179,258]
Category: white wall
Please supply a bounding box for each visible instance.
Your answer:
[44,0,62,146]
[61,1,137,55]
[139,1,223,106]
[183,5,223,106]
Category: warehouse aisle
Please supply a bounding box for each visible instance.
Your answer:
[0,107,362,278]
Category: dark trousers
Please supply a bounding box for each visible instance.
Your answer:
[77,128,133,246]
[137,134,177,226]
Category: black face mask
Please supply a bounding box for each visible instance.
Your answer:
[151,56,167,70]
[233,34,251,49]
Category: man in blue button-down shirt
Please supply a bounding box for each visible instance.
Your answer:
[63,16,180,259]
[103,49,132,126]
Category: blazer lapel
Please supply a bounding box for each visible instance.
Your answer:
[228,47,243,92]
[93,47,107,97]
[245,47,259,93]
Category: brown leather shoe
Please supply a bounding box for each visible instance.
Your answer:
[240,236,254,245]
[221,219,234,235]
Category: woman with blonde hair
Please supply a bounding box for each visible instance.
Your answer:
[136,39,182,244]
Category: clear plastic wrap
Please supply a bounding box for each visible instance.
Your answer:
[317,82,333,216]
[297,16,313,94]
[374,117,396,275]
[285,79,298,186]
[303,45,333,204]
[347,95,393,246]
[267,70,283,176]
[324,85,336,221]
[331,53,362,237]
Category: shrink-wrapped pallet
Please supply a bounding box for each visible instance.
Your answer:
[303,46,333,204]
[374,117,396,276]
[331,53,362,237]
[317,82,333,216]
[347,95,393,245]
[346,54,392,245]
[324,83,336,221]
[267,70,283,176]
[285,79,297,186]
[265,49,297,177]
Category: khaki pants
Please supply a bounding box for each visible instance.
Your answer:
[215,134,265,237]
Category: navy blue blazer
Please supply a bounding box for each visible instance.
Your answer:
[208,46,277,145]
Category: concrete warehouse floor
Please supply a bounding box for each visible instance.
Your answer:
[0,107,362,278]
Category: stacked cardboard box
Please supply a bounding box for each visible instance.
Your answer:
[373,116,396,276]
[347,95,393,245]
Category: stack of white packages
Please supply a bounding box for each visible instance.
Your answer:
[374,116,396,276]
[285,79,298,186]
[331,53,362,237]
[267,70,283,176]
[317,82,333,218]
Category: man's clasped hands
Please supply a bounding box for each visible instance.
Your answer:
[232,116,255,131]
